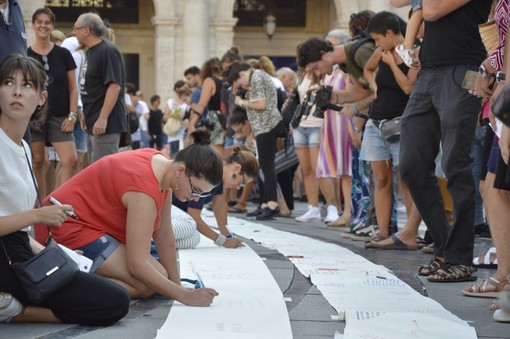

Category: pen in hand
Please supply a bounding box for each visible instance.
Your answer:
[195,272,205,288]
[49,196,79,220]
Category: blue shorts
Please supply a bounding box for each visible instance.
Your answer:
[359,120,400,167]
[224,135,245,149]
[292,126,321,148]
[77,234,120,273]
[73,121,87,153]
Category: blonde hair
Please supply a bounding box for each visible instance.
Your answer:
[50,30,66,45]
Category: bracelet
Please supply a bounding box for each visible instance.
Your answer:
[351,103,360,115]
[68,111,78,123]
[214,233,227,247]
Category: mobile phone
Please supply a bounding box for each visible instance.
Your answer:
[462,70,478,91]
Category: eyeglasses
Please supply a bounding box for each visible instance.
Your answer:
[187,176,211,198]
[240,173,247,187]
[42,55,49,72]
[72,26,86,31]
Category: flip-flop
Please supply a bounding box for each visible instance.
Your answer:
[473,247,498,269]
[365,234,419,250]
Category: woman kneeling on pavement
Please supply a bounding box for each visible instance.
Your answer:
[35,132,223,306]
[0,54,130,324]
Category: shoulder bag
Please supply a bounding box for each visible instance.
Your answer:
[0,145,79,304]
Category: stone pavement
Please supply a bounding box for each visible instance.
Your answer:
[1,201,508,339]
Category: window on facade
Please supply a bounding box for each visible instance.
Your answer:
[45,0,139,24]
[234,0,306,27]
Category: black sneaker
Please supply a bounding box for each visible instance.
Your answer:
[246,206,263,217]
[256,207,280,220]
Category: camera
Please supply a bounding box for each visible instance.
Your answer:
[313,86,334,119]
[290,86,341,129]
[236,87,248,99]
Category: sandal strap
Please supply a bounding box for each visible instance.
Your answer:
[437,264,474,280]
[419,257,444,274]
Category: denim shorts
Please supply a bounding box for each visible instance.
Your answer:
[224,135,245,149]
[292,126,321,148]
[359,120,400,166]
[73,121,88,153]
[76,234,120,273]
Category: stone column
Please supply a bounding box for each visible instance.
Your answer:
[182,0,209,69]
[210,17,238,59]
[19,0,45,46]
[151,16,180,100]
[331,0,360,31]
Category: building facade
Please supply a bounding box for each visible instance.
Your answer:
[21,0,408,102]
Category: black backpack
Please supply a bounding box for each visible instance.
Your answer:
[128,111,139,134]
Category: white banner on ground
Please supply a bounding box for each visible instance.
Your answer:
[221,214,476,339]
[155,240,292,339]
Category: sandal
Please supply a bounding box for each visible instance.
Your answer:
[418,256,444,276]
[395,44,420,68]
[327,215,350,228]
[462,277,510,298]
[228,205,248,213]
[472,247,498,269]
[427,264,477,283]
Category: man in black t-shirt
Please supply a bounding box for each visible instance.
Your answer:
[74,12,127,163]
[399,1,491,283]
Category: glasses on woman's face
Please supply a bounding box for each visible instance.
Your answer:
[187,176,211,198]
[42,55,49,72]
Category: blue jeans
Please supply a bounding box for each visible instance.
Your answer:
[472,124,485,226]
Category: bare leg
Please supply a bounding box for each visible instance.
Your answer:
[403,10,422,50]
[11,306,60,323]
[296,147,319,207]
[340,175,352,219]
[95,244,168,299]
[52,141,78,187]
[484,172,510,281]
[371,160,394,237]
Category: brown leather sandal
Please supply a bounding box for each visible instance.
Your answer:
[418,256,444,276]
[462,277,510,298]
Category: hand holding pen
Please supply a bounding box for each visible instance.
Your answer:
[49,196,79,220]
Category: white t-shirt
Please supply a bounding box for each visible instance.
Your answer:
[0,128,36,232]
[136,100,150,132]
[165,98,188,143]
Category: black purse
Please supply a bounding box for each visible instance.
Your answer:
[492,82,510,128]
[0,145,79,305]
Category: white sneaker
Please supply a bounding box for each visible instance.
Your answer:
[324,205,339,224]
[0,292,23,323]
[295,206,321,222]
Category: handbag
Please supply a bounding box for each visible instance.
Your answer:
[0,144,79,304]
[492,83,510,127]
[478,0,498,55]
[377,116,402,142]
[163,116,182,136]
[280,88,299,128]
[2,236,80,304]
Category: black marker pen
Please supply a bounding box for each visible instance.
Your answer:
[49,196,79,220]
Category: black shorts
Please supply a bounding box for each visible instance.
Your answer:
[494,152,510,191]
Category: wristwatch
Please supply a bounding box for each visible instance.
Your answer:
[479,63,492,78]
[496,71,506,83]
[353,127,361,134]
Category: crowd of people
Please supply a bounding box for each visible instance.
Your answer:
[1,0,509,328]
